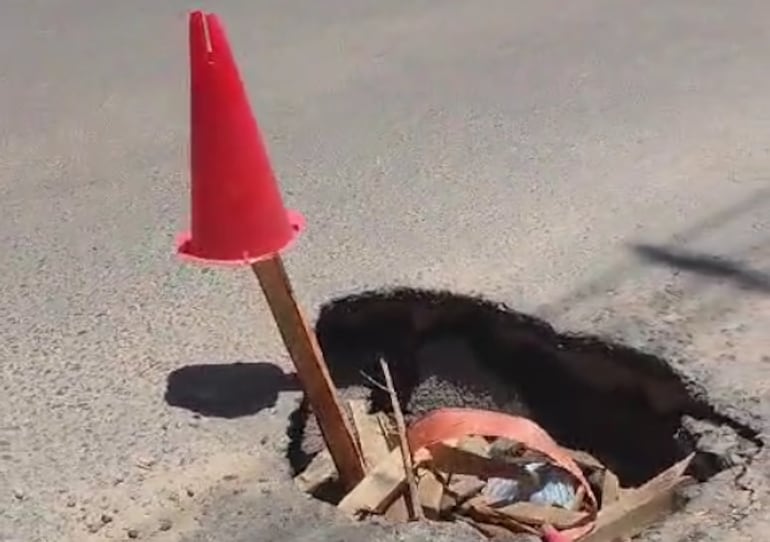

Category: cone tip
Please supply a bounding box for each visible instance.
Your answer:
[189,10,230,57]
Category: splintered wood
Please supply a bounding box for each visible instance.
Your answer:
[295,400,695,541]
[379,358,423,520]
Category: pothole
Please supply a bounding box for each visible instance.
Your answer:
[287,288,761,524]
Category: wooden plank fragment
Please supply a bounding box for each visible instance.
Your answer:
[383,495,411,523]
[428,440,517,479]
[338,448,405,516]
[601,469,621,509]
[565,449,606,471]
[496,502,590,530]
[457,435,493,457]
[347,399,411,522]
[446,473,486,503]
[252,257,365,489]
[380,358,423,520]
[417,469,445,519]
[579,477,693,542]
[463,497,541,536]
[349,400,390,469]
[377,413,400,451]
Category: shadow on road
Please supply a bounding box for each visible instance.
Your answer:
[539,185,770,317]
[632,243,770,293]
[165,362,299,418]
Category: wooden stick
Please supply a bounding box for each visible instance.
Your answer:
[251,255,365,489]
[379,358,423,520]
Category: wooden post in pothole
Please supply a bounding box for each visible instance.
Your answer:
[252,256,366,489]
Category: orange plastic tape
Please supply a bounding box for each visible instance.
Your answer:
[407,408,597,540]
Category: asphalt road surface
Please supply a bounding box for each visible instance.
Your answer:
[1,1,768,541]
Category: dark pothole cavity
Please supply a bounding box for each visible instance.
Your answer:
[287,288,761,501]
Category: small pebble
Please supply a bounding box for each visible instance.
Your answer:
[135,456,156,470]
[185,488,195,497]
[101,513,113,524]
[259,436,269,445]
[159,518,172,532]
[223,474,238,481]
[65,496,77,508]
[127,528,140,539]
[12,489,25,501]
[164,490,180,503]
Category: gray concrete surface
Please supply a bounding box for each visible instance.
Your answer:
[0,1,768,541]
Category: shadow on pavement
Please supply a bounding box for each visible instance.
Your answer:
[165,362,299,418]
[539,185,770,316]
[632,243,770,293]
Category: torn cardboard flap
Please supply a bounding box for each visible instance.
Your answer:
[579,454,696,542]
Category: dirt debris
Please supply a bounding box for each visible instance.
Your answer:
[297,403,699,541]
[288,288,765,542]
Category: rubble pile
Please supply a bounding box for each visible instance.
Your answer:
[297,407,694,542]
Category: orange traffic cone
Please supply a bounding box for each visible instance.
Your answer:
[177,11,303,265]
[175,11,364,490]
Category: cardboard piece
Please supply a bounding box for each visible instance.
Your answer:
[579,454,695,542]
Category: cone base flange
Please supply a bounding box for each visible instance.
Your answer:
[176,209,304,266]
